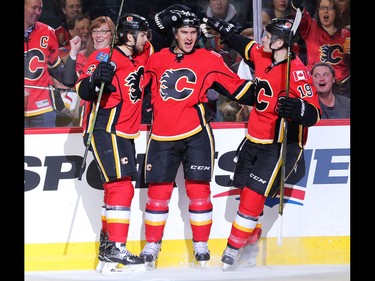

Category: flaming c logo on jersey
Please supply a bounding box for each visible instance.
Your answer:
[160,68,196,100]
[320,44,343,64]
[125,66,144,103]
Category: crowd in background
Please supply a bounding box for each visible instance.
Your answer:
[24,0,350,273]
[28,0,350,127]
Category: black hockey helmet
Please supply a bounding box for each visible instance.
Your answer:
[172,11,201,35]
[265,18,297,46]
[117,13,151,44]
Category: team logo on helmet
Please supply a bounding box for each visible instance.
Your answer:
[160,68,196,100]
[283,21,293,29]
[126,15,134,23]
[125,66,144,103]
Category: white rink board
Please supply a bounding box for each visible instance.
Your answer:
[24,124,350,244]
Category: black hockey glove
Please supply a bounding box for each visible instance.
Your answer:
[200,22,214,39]
[89,61,116,94]
[276,97,306,123]
[154,4,191,32]
[202,17,237,42]
[291,0,304,11]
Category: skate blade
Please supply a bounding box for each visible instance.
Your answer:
[196,260,208,268]
[95,260,105,272]
[222,263,236,271]
[237,244,258,268]
[238,259,256,268]
[144,261,156,270]
[101,262,146,275]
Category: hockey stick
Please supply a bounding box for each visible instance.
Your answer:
[278,8,302,246]
[24,85,55,90]
[77,0,125,180]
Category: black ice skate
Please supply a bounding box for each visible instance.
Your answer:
[101,241,145,275]
[95,231,108,272]
[221,245,241,271]
[193,241,210,268]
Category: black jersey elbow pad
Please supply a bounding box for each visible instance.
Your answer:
[301,103,321,127]
[225,34,252,55]
[77,78,98,101]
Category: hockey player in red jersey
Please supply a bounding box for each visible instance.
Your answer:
[203,17,321,270]
[139,9,256,270]
[75,13,153,274]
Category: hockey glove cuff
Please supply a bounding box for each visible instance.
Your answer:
[276,97,305,123]
[202,17,237,42]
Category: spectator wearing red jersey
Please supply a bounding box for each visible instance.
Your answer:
[291,0,350,98]
[54,0,83,48]
[58,13,90,58]
[24,0,77,128]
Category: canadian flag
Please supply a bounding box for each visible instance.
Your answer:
[293,70,306,81]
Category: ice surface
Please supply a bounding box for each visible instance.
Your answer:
[25,264,350,281]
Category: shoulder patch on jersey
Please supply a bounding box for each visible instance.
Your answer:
[96,52,109,62]
[292,70,307,81]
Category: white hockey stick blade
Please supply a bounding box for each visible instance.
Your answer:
[291,8,302,35]
[101,262,146,275]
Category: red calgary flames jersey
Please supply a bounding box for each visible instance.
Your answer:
[246,42,320,145]
[77,43,153,138]
[143,47,253,140]
[299,10,350,82]
[24,22,61,117]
